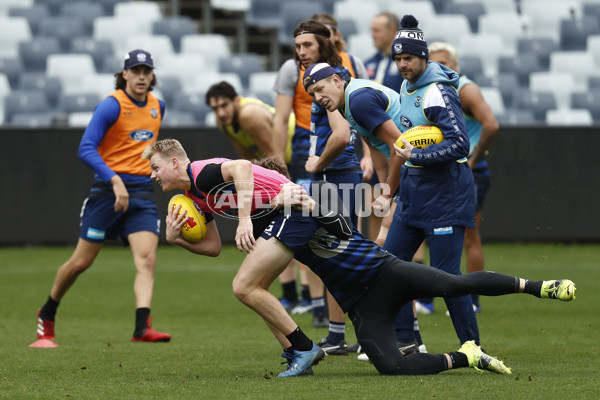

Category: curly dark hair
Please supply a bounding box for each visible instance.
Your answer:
[205,81,238,105]
[293,20,342,69]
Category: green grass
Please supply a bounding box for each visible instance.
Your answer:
[0,243,598,399]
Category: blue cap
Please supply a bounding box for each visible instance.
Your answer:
[123,49,154,69]
[302,63,336,91]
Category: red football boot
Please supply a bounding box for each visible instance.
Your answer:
[37,309,55,340]
[131,317,171,342]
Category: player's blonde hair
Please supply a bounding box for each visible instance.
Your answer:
[142,138,188,160]
[428,41,460,73]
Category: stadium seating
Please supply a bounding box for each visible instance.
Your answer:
[0,73,11,125]
[152,16,197,52]
[180,34,231,71]
[9,111,55,127]
[67,111,93,127]
[479,87,505,116]
[511,88,558,122]
[19,37,62,73]
[0,57,23,89]
[8,3,49,36]
[59,1,106,37]
[497,54,544,86]
[171,92,213,124]
[560,17,600,51]
[549,51,595,90]
[69,37,115,72]
[517,37,559,69]
[4,90,50,123]
[570,92,600,121]
[161,110,197,127]
[278,2,325,46]
[440,1,485,32]
[332,1,379,35]
[0,17,32,58]
[458,55,484,81]
[244,0,282,31]
[46,53,96,94]
[521,0,582,42]
[1,0,599,127]
[425,14,472,46]
[58,93,101,114]
[347,33,376,67]
[219,53,264,90]
[546,108,593,126]
[18,73,62,105]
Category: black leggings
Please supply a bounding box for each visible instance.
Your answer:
[348,259,519,375]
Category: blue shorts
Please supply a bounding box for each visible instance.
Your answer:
[79,194,160,243]
[260,209,319,251]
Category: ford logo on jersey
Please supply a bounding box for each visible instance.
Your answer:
[400,115,413,129]
[129,129,155,141]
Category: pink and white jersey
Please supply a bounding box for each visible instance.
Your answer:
[185,158,289,216]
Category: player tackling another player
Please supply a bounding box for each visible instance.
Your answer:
[144,138,576,378]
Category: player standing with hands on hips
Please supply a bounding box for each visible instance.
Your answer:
[32,49,170,347]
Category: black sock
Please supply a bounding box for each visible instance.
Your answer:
[134,308,151,337]
[524,280,543,297]
[40,295,60,321]
[448,351,469,369]
[282,281,298,303]
[301,284,310,302]
[285,327,313,351]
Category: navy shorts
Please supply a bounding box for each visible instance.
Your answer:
[79,194,160,243]
[260,209,320,251]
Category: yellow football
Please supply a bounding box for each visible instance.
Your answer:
[396,125,445,149]
[168,194,207,243]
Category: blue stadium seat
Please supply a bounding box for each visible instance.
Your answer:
[58,93,101,113]
[583,3,600,26]
[440,2,486,32]
[589,76,600,89]
[0,57,23,89]
[245,0,282,30]
[511,88,557,122]
[59,1,106,37]
[477,73,518,109]
[458,55,484,81]
[35,0,78,16]
[559,17,600,50]
[69,37,114,72]
[95,0,129,15]
[8,3,50,36]
[570,92,600,121]
[152,16,196,52]
[278,2,325,46]
[497,54,544,86]
[161,110,197,127]
[496,110,537,126]
[172,92,212,124]
[337,18,358,39]
[18,73,63,106]
[4,90,50,123]
[9,112,55,127]
[100,54,124,74]
[219,52,264,90]
[19,37,62,73]
[517,37,559,69]
[156,76,182,106]
[38,17,86,51]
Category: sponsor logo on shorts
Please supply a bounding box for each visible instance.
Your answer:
[433,227,453,235]
[87,227,105,240]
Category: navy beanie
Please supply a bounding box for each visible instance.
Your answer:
[391,15,428,59]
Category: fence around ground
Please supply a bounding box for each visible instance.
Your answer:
[1,126,598,245]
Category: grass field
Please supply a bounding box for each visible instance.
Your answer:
[0,243,598,399]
